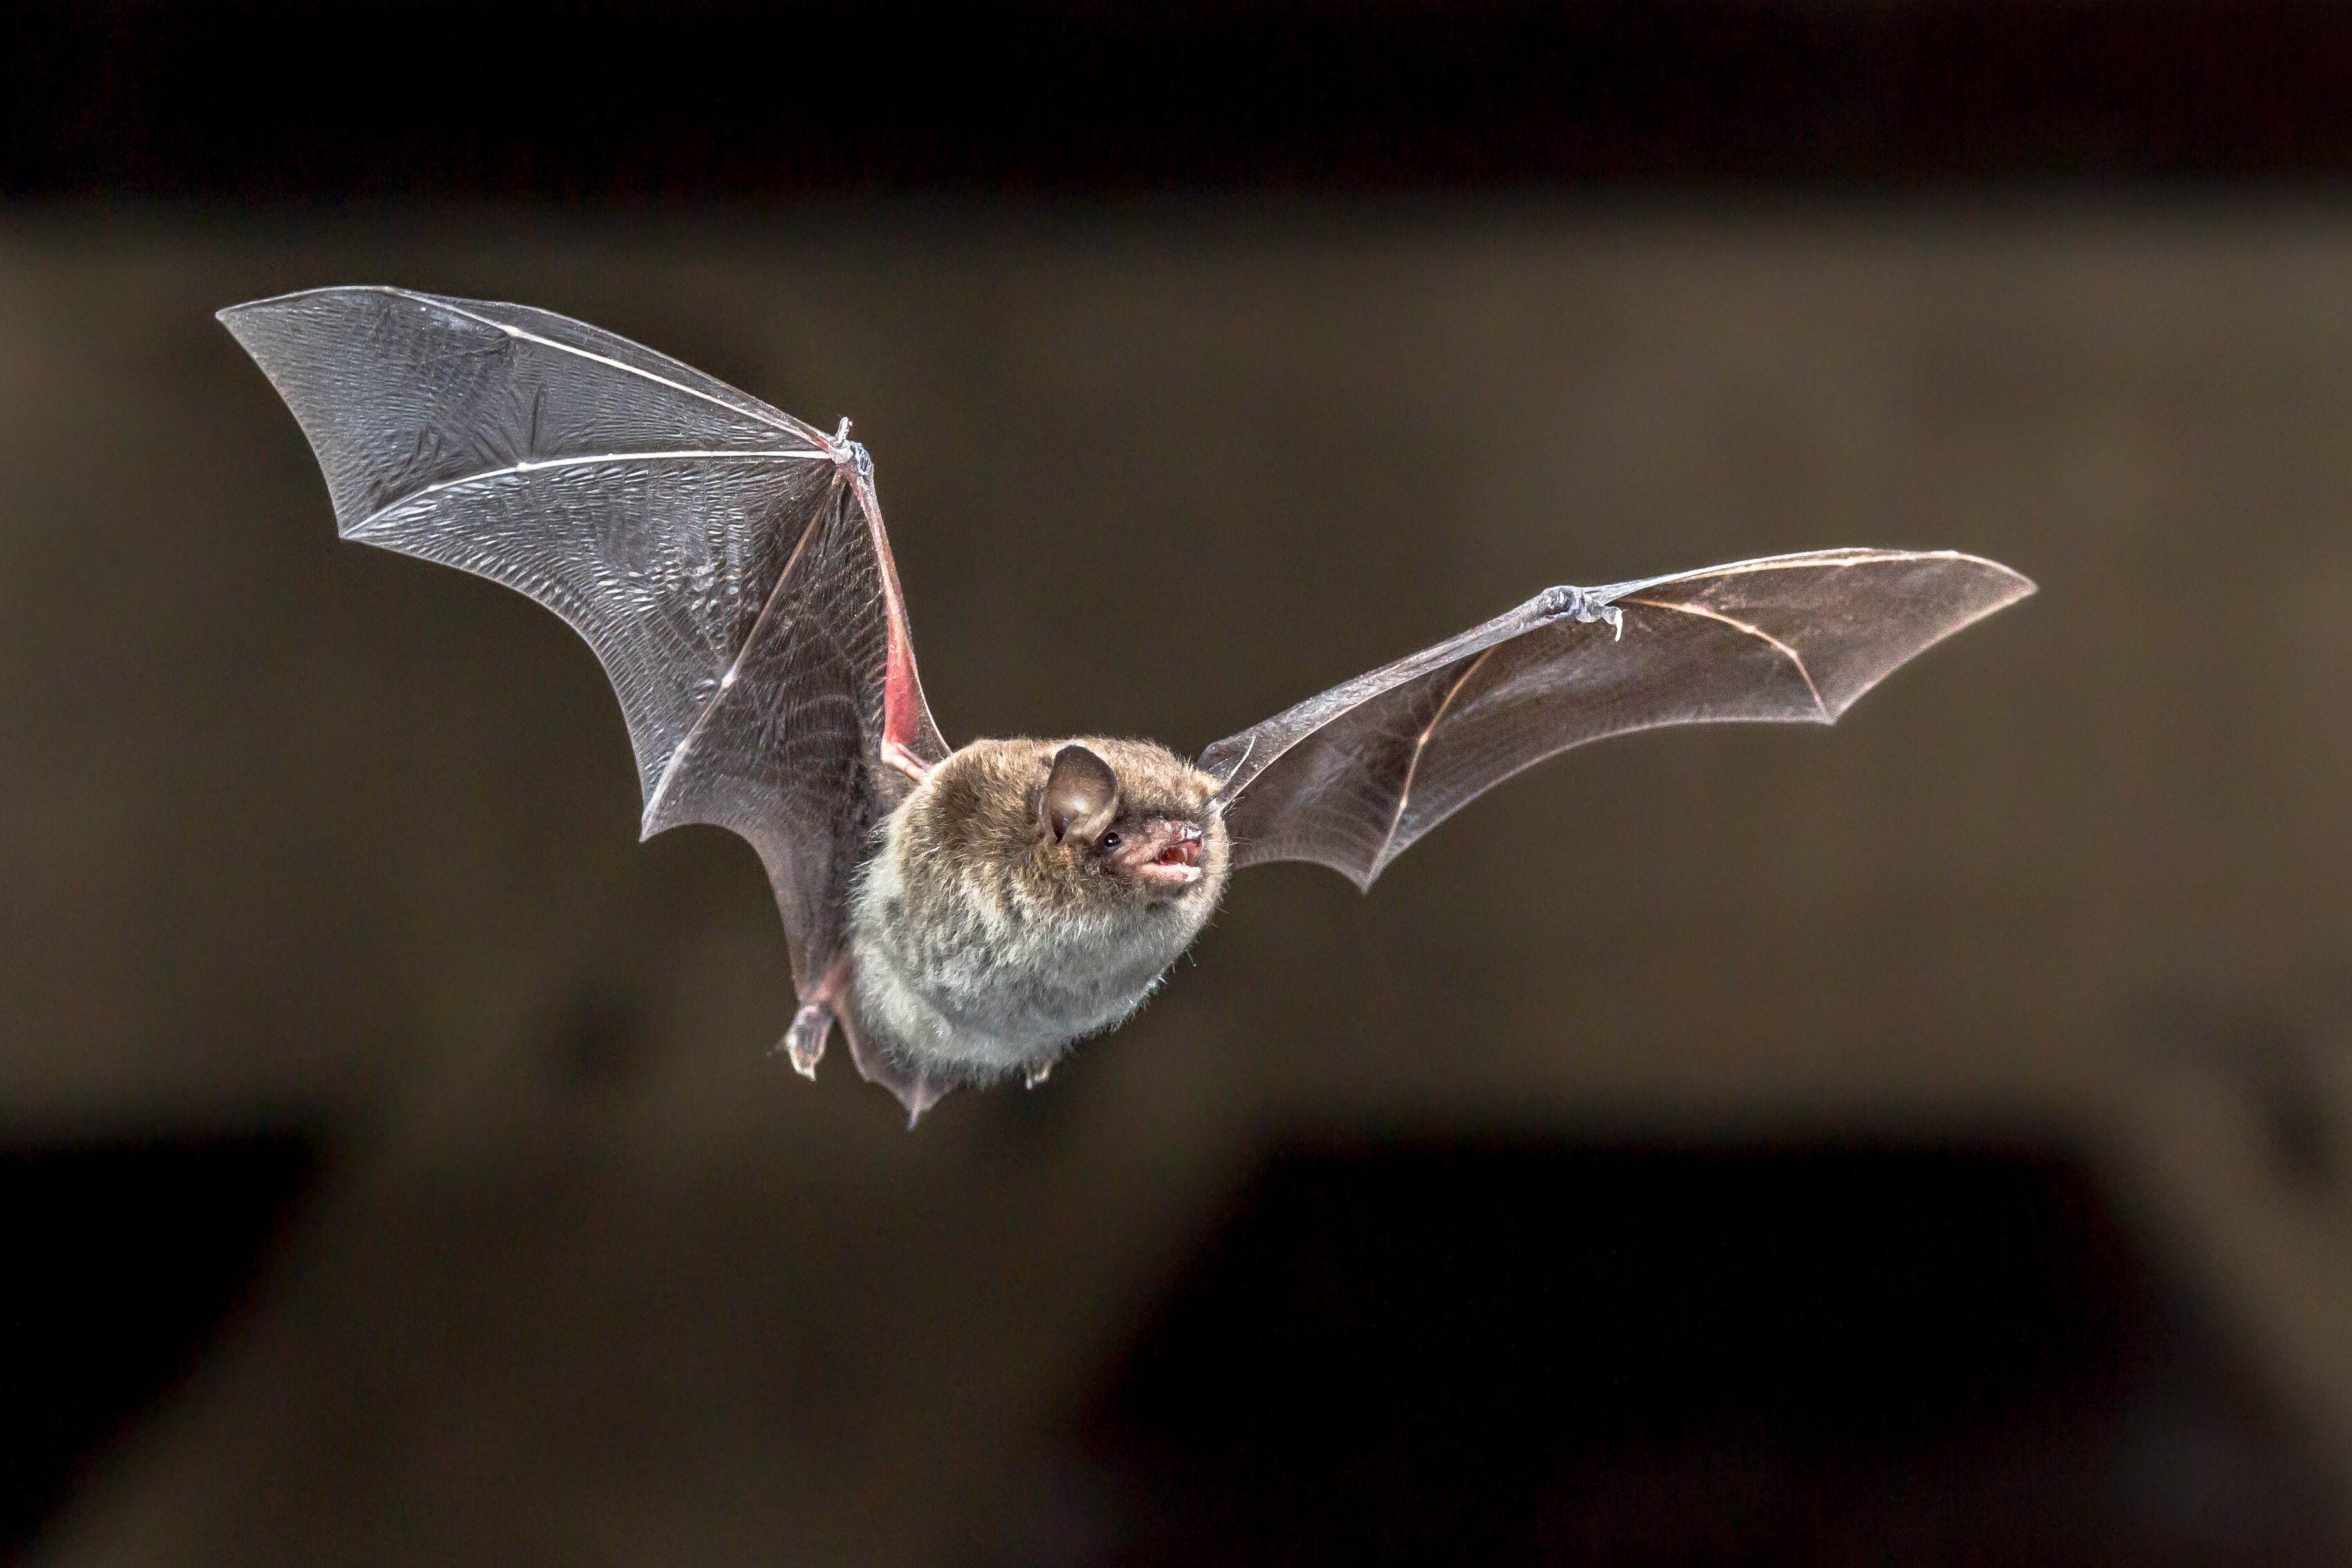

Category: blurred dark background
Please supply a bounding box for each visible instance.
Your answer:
[5,3,2352,1563]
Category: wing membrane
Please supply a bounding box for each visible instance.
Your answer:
[221,285,947,985]
[1201,548,2033,890]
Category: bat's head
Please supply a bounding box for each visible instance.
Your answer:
[1032,740,1228,908]
[891,738,1230,942]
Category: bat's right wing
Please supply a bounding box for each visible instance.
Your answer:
[1200,548,2033,890]
[220,286,951,1027]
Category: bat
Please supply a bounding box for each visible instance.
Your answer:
[220,286,2035,1124]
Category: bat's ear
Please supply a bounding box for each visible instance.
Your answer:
[1041,745,1120,846]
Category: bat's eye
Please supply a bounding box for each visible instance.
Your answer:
[1100,831,1123,854]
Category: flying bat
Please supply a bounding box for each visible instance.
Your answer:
[221,286,2034,1123]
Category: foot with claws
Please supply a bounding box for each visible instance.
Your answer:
[781,1000,832,1078]
[779,957,854,1079]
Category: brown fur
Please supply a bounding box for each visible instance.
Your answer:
[845,737,1231,1091]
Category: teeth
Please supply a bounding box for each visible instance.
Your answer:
[1129,820,1207,882]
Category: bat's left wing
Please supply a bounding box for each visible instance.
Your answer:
[1200,548,2033,889]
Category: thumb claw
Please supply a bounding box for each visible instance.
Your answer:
[1541,585,1626,640]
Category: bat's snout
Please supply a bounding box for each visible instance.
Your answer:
[1119,819,1206,889]
[1155,828,1204,871]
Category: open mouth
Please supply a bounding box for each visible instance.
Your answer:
[1130,824,1206,887]
[1153,835,1203,870]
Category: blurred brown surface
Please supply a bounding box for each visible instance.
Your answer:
[1,201,2349,1562]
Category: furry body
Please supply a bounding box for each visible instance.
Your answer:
[847,738,1231,1084]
